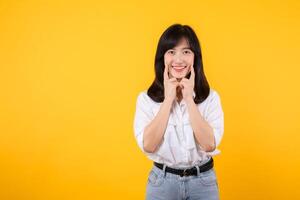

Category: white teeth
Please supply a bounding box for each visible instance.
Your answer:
[173,66,186,69]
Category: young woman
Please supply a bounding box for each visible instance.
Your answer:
[133,24,224,200]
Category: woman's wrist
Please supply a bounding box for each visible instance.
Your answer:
[185,97,195,106]
[163,97,174,109]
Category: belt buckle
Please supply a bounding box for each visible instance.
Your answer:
[182,169,188,176]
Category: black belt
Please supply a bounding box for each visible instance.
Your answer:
[154,157,214,177]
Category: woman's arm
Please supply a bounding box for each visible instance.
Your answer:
[185,97,216,152]
[143,98,173,153]
[143,64,179,153]
[178,65,216,152]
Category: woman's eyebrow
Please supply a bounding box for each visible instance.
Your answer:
[172,47,191,50]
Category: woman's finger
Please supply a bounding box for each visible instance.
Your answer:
[164,62,169,81]
[169,78,177,82]
[179,82,184,89]
[181,78,188,83]
[180,81,186,87]
[189,64,195,82]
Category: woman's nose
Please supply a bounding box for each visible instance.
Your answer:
[174,53,184,62]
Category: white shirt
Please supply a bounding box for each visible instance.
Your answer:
[133,88,224,169]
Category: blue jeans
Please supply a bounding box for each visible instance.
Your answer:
[146,164,220,200]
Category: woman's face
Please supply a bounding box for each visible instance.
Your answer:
[164,38,194,80]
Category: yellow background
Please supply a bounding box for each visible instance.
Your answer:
[1,0,300,199]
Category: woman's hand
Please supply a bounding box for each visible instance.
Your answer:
[163,63,180,103]
[179,64,195,101]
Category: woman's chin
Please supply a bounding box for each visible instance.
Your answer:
[171,73,186,79]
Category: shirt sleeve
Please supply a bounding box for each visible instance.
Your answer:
[205,90,224,150]
[133,92,154,154]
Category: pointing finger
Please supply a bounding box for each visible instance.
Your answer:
[189,64,195,81]
[164,61,169,81]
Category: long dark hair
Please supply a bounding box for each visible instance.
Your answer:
[147,23,210,104]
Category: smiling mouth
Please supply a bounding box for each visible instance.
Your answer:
[172,65,187,72]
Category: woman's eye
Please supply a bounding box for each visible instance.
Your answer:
[168,50,175,54]
[183,50,191,54]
